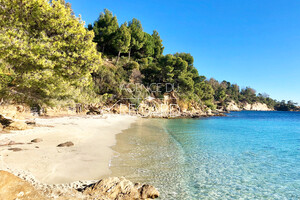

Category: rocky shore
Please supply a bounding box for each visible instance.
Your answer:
[0,170,159,199]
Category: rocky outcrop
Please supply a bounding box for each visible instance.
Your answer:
[0,104,32,120]
[82,177,159,200]
[5,121,29,131]
[242,102,273,111]
[0,114,33,131]
[225,101,241,111]
[0,170,48,200]
[225,101,272,111]
[0,171,159,200]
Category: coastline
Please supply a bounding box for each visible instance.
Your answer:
[0,114,137,184]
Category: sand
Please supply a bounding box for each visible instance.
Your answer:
[0,114,137,185]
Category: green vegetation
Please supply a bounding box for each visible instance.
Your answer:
[0,0,101,106]
[0,1,298,111]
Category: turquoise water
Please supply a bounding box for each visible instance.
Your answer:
[111,111,300,199]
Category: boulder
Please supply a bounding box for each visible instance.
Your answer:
[5,121,28,131]
[82,177,159,200]
[31,138,43,143]
[0,170,48,200]
[138,184,160,199]
[57,141,74,147]
[0,115,13,127]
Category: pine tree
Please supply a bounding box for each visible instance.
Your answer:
[152,30,164,58]
[0,0,102,105]
[93,9,119,53]
[128,18,145,61]
[112,23,131,64]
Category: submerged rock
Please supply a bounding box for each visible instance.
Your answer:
[0,170,48,200]
[57,141,74,147]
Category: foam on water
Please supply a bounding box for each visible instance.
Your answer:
[111,111,300,199]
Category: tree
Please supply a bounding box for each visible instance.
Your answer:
[112,23,131,64]
[93,9,119,53]
[152,30,164,58]
[174,53,194,67]
[138,33,155,58]
[128,18,145,61]
[0,0,101,105]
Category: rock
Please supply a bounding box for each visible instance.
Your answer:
[57,141,74,147]
[25,120,36,126]
[0,115,13,127]
[31,138,43,143]
[226,101,241,111]
[8,148,22,152]
[0,170,48,200]
[5,121,28,131]
[82,177,159,200]
[0,123,3,131]
[138,184,160,199]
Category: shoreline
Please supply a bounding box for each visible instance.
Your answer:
[0,114,137,185]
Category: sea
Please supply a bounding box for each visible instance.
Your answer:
[110,111,300,199]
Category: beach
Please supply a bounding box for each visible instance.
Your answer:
[0,114,137,185]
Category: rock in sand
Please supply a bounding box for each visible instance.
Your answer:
[8,148,22,152]
[57,141,74,147]
[31,138,43,143]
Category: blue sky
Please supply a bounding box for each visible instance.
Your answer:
[68,0,300,104]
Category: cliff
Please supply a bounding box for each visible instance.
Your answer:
[225,101,273,111]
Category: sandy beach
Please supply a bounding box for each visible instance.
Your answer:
[0,114,137,185]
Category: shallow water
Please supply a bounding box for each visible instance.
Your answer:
[111,111,300,199]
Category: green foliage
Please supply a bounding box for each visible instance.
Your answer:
[0,0,101,105]
[112,22,131,63]
[128,18,145,59]
[152,30,164,58]
[0,3,293,111]
[137,33,155,58]
[92,9,119,53]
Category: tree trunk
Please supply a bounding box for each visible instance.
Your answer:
[102,44,105,53]
[128,48,131,62]
[116,51,121,64]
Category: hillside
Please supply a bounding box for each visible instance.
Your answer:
[0,1,298,117]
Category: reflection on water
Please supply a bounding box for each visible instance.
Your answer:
[111,112,300,199]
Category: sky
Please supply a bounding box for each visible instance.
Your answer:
[68,0,300,104]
